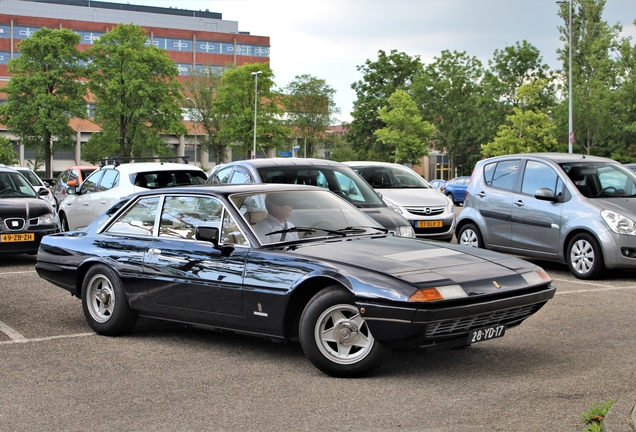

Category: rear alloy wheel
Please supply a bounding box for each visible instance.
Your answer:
[299,286,390,377]
[81,264,137,335]
[458,223,483,248]
[567,233,604,280]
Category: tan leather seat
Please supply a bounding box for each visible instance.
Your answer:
[244,210,268,225]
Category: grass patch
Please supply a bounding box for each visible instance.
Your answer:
[581,399,615,432]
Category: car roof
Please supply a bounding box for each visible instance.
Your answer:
[483,152,616,164]
[344,161,403,167]
[220,158,349,169]
[131,182,321,199]
[98,162,204,174]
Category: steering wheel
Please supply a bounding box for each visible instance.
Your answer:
[596,186,617,196]
[0,188,11,196]
[311,220,331,229]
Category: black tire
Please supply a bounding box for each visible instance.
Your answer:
[299,286,390,378]
[567,233,604,280]
[457,223,484,248]
[81,264,137,336]
[60,213,69,232]
[446,192,456,205]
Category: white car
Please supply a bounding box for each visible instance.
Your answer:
[58,160,207,231]
[13,166,58,211]
[344,161,456,241]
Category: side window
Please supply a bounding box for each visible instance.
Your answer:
[210,166,233,184]
[221,211,247,245]
[483,163,496,186]
[160,196,223,240]
[68,169,79,184]
[106,196,160,236]
[333,171,364,203]
[230,167,252,184]
[521,161,558,195]
[79,170,104,194]
[491,160,519,191]
[97,169,119,192]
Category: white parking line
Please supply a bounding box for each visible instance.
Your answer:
[0,327,94,345]
[0,270,38,275]
[0,320,28,342]
[551,276,636,295]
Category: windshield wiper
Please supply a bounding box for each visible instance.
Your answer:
[337,226,389,234]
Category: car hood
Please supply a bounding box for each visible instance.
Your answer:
[380,189,448,207]
[591,197,636,217]
[293,236,543,296]
[360,207,411,231]
[0,198,53,219]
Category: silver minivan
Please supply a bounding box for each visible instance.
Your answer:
[457,153,636,279]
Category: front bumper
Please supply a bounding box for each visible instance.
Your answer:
[0,228,59,254]
[357,284,556,349]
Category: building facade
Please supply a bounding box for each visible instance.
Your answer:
[0,0,270,173]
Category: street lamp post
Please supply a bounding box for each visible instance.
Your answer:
[251,71,262,159]
[567,0,573,153]
[186,97,198,165]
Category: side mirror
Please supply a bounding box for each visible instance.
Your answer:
[196,226,219,246]
[38,188,50,196]
[535,188,558,202]
[66,186,76,196]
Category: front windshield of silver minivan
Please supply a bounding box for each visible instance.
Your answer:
[561,162,636,198]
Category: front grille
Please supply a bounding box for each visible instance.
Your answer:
[406,206,445,216]
[3,218,25,231]
[424,303,543,337]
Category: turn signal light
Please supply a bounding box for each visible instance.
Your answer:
[408,284,467,302]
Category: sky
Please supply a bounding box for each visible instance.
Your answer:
[130,0,636,123]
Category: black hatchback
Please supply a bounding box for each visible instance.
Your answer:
[0,166,60,254]
[207,158,415,237]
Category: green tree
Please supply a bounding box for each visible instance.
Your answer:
[412,50,488,175]
[557,0,624,155]
[183,65,229,164]
[0,137,17,165]
[347,50,423,160]
[284,74,340,158]
[84,24,186,160]
[0,27,86,177]
[482,80,559,157]
[212,63,290,159]
[374,90,434,164]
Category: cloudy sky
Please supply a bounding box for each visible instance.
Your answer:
[132,0,636,123]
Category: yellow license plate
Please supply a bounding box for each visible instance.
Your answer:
[1,233,35,242]
[417,220,443,228]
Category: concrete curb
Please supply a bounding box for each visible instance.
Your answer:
[604,394,636,432]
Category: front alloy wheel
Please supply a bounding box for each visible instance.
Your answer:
[299,286,389,377]
[567,233,604,280]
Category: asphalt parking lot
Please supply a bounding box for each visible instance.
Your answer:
[1,252,635,431]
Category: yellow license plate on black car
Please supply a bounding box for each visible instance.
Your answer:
[417,221,443,228]
[1,233,35,242]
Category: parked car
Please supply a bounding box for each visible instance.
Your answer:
[207,158,415,238]
[624,163,636,172]
[36,183,555,377]
[443,176,471,205]
[344,161,455,241]
[58,159,206,231]
[13,166,57,211]
[428,179,447,190]
[0,165,60,254]
[52,165,98,207]
[457,152,636,279]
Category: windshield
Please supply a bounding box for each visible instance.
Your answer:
[0,172,38,198]
[18,169,43,187]
[561,162,636,198]
[230,189,386,245]
[256,166,386,208]
[351,165,430,189]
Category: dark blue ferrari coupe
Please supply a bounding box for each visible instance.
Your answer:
[36,184,555,377]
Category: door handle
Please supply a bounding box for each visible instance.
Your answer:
[514,200,525,207]
[83,201,89,206]
[477,191,486,198]
[148,248,161,255]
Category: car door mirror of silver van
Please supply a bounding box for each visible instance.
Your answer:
[535,188,558,202]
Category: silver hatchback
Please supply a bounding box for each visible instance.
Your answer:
[457,153,636,279]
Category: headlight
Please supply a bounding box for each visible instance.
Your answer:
[409,284,467,302]
[601,210,636,235]
[386,202,403,214]
[39,212,56,225]
[446,197,455,213]
[397,225,415,238]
